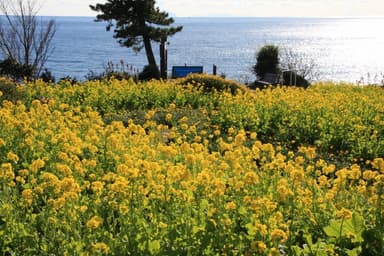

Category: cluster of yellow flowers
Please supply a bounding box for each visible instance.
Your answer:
[0,78,383,255]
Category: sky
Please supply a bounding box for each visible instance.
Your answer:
[39,0,384,17]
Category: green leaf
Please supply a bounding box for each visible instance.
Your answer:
[148,239,161,254]
[346,248,360,256]
[0,216,6,227]
[323,212,365,243]
[343,212,365,243]
[324,219,342,238]
[199,199,209,210]
[291,245,305,256]
[245,222,255,236]
[238,206,247,216]
[352,213,365,232]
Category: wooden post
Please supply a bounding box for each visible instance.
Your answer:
[213,64,217,76]
[160,36,167,79]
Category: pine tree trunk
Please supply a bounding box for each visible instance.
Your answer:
[143,35,160,79]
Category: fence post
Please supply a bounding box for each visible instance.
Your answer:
[213,64,217,76]
[160,36,168,79]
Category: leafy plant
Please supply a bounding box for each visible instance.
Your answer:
[177,73,247,95]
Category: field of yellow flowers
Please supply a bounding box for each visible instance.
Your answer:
[0,75,383,255]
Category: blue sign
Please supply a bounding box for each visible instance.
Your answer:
[172,66,203,78]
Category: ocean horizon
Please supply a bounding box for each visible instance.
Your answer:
[39,16,384,83]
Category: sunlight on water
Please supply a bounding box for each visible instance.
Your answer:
[45,17,384,83]
[306,18,384,83]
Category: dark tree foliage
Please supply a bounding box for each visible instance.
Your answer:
[90,0,182,79]
[0,58,34,81]
[253,44,279,79]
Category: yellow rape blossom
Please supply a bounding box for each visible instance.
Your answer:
[251,241,266,254]
[336,208,353,219]
[158,222,168,229]
[56,163,72,177]
[318,175,330,187]
[363,170,378,180]
[86,216,103,229]
[60,177,81,193]
[119,204,129,215]
[91,181,104,195]
[348,164,361,180]
[269,247,281,256]
[277,179,294,202]
[91,242,110,254]
[6,152,19,163]
[243,171,259,185]
[1,163,14,181]
[49,197,66,210]
[270,228,288,243]
[225,201,237,210]
[234,130,246,146]
[29,159,45,174]
[214,129,221,136]
[21,189,33,206]
[299,146,316,160]
[372,158,384,172]
[165,113,172,121]
[253,223,268,236]
[79,205,88,213]
[323,164,336,175]
[18,169,29,177]
[250,132,257,140]
[290,168,305,182]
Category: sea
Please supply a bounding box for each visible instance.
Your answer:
[45,16,384,83]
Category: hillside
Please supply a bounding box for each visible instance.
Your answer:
[0,75,383,255]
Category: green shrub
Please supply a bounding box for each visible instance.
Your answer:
[177,74,247,95]
[85,60,138,81]
[252,44,280,79]
[282,71,310,88]
[0,58,34,81]
[138,65,160,81]
[0,77,26,102]
[39,68,55,83]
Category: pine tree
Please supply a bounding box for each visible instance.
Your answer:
[90,0,182,79]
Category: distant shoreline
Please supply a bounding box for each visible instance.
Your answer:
[20,15,384,19]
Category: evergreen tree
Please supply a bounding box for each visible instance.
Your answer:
[90,0,182,79]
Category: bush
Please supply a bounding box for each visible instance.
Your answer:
[0,58,34,81]
[85,60,139,81]
[57,76,78,85]
[250,45,314,89]
[177,74,247,95]
[0,77,26,102]
[253,45,279,79]
[282,71,310,88]
[39,68,55,83]
[138,65,160,81]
